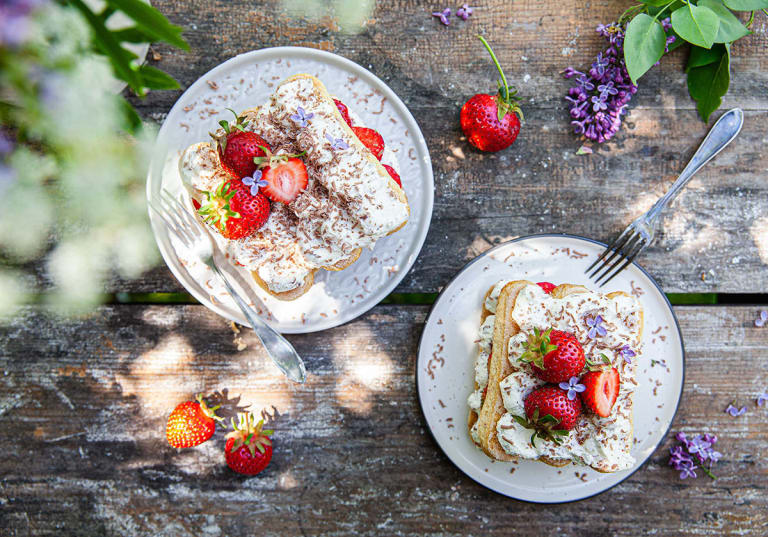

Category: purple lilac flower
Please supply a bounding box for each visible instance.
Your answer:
[456,4,472,20]
[669,432,719,480]
[0,132,14,156]
[725,404,747,417]
[619,345,636,364]
[755,310,767,327]
[289,106,314,128]
[585,315,607,339]
[757,392,768,406]
[559,376,586,400]
[242,170,267,196]
[432,8,451,26]
[325,133,349,151]
[563,22,638,144]
[0,0,46,47]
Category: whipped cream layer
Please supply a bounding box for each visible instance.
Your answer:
[495,284,642,471]
[178,77,407,294]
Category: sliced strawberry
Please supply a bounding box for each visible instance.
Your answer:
[333,98,353,126]
[581,367,620,418]
[352,126,384,160]
[192,198,201,210]
[381,164,402,187]
[537,282,556,294]
[261,158,309,204]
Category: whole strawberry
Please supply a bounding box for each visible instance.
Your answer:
[460,36,523,152]
[212,109,271,179]
[512,385,581,448]
[198,179,270,239]
[519,328,585,384]
[166,394,222,448]
[225,413,274,476]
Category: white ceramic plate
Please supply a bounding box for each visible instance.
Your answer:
[146,47,434,333]
[417,234,684,503]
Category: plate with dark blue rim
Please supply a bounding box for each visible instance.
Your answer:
[416,234,684,503]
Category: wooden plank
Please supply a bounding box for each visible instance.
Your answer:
[98,0,768,294]
[0,304,765,535]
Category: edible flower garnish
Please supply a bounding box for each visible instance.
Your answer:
[432,8,451,26]
[325,133,349,151]
[757,392,768,406]
[725,403,746,417]
[619,345,635,364]
[290,106,314,128]
[242,170,268,196]
[585,315,607,339]
[456,4,473,20]
[755,310,767,327]
[558,376,585,401]
[669,432,719,480]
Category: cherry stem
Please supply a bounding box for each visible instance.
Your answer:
[477,35,509,102]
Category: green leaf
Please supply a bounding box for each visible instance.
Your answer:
[118,96,142,133]
[624,14,667,84]
[698,0,750,42]
[69,0,144,95]
[671,4,721,49]
[111,26,155,44]
[104,0,189,50]
[640,0,678,6]
[513,415,531,428]
[687,44,730,121]
[722,0,768,9]
[686,44,722,71]
[138,65,180,90]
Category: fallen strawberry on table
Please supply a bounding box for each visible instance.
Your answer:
[166,394,224,448]
[460,35,524,152]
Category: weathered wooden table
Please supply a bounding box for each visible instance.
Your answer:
[2,1,767,535]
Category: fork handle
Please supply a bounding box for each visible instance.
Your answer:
[213,266,307,384]
[646,108,743,223]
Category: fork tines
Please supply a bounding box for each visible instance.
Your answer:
[585,226,649,287]
[148,189,204,248]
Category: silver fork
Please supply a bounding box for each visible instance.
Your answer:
[585,108,744,287]
[150,189,307,383]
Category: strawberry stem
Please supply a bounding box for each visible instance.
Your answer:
[477,35,510,102]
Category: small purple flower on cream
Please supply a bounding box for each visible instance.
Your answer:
[290,106,314,128]
[559,376,586,401]
[325,133,349,151]
[586,315,607,339]
[242,170,267,196]
[620,345,636,364]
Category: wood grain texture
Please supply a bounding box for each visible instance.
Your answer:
[0,304,766,536]
[103,0,768,294]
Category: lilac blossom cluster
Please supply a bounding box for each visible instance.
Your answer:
[669,432,721,480]
[563,23,638,144]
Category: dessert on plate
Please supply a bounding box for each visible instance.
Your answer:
[178,74,410,301]
[467,280,644,472]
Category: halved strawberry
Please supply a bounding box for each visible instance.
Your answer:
[381,164,402,187]
[580,367,620,418]
[261,158,308,204]
[352,126,384,160]
[537,282,556,294]
[333,98,353,126]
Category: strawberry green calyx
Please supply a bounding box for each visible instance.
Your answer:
[518,327,558,369]
[197,181,241,231]
[585,353,613,372]
[477,35,524,123]
[252,145,307,169]
[512,409,569,447]
[196,394,225,424]
[210,108,247,153]
[225,413,273,457]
